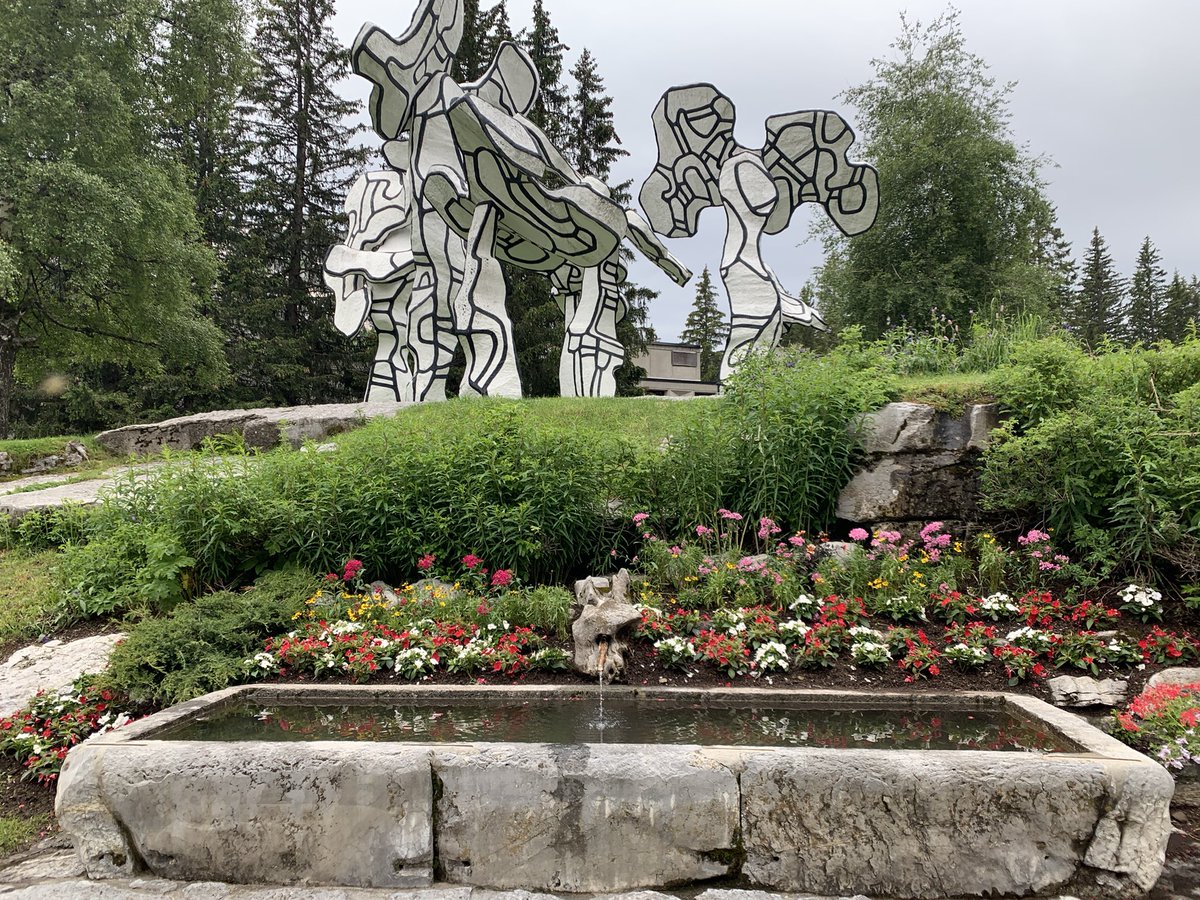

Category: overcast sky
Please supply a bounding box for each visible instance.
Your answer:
[332,0,1200,341]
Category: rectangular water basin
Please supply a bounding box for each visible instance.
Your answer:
[56,685,1174,899]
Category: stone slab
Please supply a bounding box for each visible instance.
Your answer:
[739,748,1173,898]
[1047,675,1129,708]
[56,742,434,887]
[432,744,739,892]
[96,402,410,456]
[0,633,125,717]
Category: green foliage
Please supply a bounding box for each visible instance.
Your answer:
[102,568,318,705]
[1128,237,1167,346]
[646,347,893,533]
[982,334,1200,578]
[681,268,729,383]
[817,9,1056,337]
[488,587,573,640]
[1,504,92,553]
[0,0,229,434]
[0,550,61,645]
[1069,228,1127,349]
[0,816,47,857]
[61,402,647,592]
[54,521,195,621]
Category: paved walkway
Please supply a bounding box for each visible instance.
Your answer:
[0,464,166,520]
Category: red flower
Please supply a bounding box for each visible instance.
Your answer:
[342,559,364,582]
[417,553,436,571]
[462,554,484,570]
[491,569,513,589]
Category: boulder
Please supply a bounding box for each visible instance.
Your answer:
[0,451,12,473]
[96,401,409,456]
[64,441,89,466]
[1047,676,1129,708]
[0,633,126,717]
[1147,668,1200,689]
[838,402,999,527]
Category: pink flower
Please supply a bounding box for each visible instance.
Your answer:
[695,525,714,538]
[462,554,484,570]
[848,528,869,542]
[324,573,339,583]
[491,570,513,589]
[757,517,781,539]
[669,546,683,557]
[718,509,743,521]
[632,512,650,525]
[417,553,436,572]
[342,559,364,582]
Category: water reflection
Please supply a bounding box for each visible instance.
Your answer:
[157,698,1075,753]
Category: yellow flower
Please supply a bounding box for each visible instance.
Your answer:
[954,542,964,553]
[725,562,736,570]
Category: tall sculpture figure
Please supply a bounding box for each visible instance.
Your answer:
[342,0,690,401]
[323,165,417,402]
[639,85,879,380]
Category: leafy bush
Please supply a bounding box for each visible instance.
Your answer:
[981,334,1200,582]
[62,403,644,596]
[645,347,893,534]
[0,503,92,552]
[102,568,318,705]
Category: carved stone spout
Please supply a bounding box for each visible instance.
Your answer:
[571,569,641,683]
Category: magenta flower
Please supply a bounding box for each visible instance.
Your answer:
[462,554,484,570]
[342,559,364,582]
[417,553,436,572]
[757,517,781,540]
[490,569,513,588]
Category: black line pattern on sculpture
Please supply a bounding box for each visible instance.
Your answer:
[341,0,699,400]
[639,85,875,381]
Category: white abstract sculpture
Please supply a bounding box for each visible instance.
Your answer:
[338,0,691,402]
[639,84,880,380]
[323,165,417,402]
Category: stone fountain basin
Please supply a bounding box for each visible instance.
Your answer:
[56,685,1173,898]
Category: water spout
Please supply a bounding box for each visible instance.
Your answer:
[597,640,609,676]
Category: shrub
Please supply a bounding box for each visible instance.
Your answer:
[646,347,893,535]
[60,403,644,597]
[102,568,318,705]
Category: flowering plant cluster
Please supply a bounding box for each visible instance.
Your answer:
[1113,682,1200,769]
[249,618,570,683]
[0,678,137,783]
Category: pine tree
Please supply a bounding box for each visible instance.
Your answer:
[1071,228,1126,350]
[1162,273,1200,343]
[221,0,370,406]
[565,49,625,179]
[453,1,513,83]
[680,268,729,382]
[518,0,569,144]
[1030,215,1077,327]
[1127,236,1168,346]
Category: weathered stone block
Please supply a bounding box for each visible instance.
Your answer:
[432,745,739,892]
[57,743,434,887]
[836,451,980,523]
[1047,675,1129,708]
[740,749,1173,898]
[96,402,408,456]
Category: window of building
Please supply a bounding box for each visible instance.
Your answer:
[671,351,698,368]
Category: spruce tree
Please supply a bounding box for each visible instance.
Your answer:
[221,0,370,406]
[1127,236,1167,346]
[1162,273,1200,343]
[1071,228,1126,350]
[566,50,625,179]
[680,267,729,382]
[518,0,569,143]
[1031,215,1077,327]
[453,1,513,83]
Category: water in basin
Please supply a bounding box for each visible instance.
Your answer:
[153,697,1077,752]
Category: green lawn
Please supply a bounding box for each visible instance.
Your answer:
[892,373,994,412]
[0,435,116,484]
[0,551,62,646]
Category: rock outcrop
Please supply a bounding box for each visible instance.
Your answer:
[836,402,1000,529]
[96,401,409,456]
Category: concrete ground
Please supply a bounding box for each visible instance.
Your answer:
[0,834,1191,900]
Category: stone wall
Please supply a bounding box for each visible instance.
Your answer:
[836,402,1000,530]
